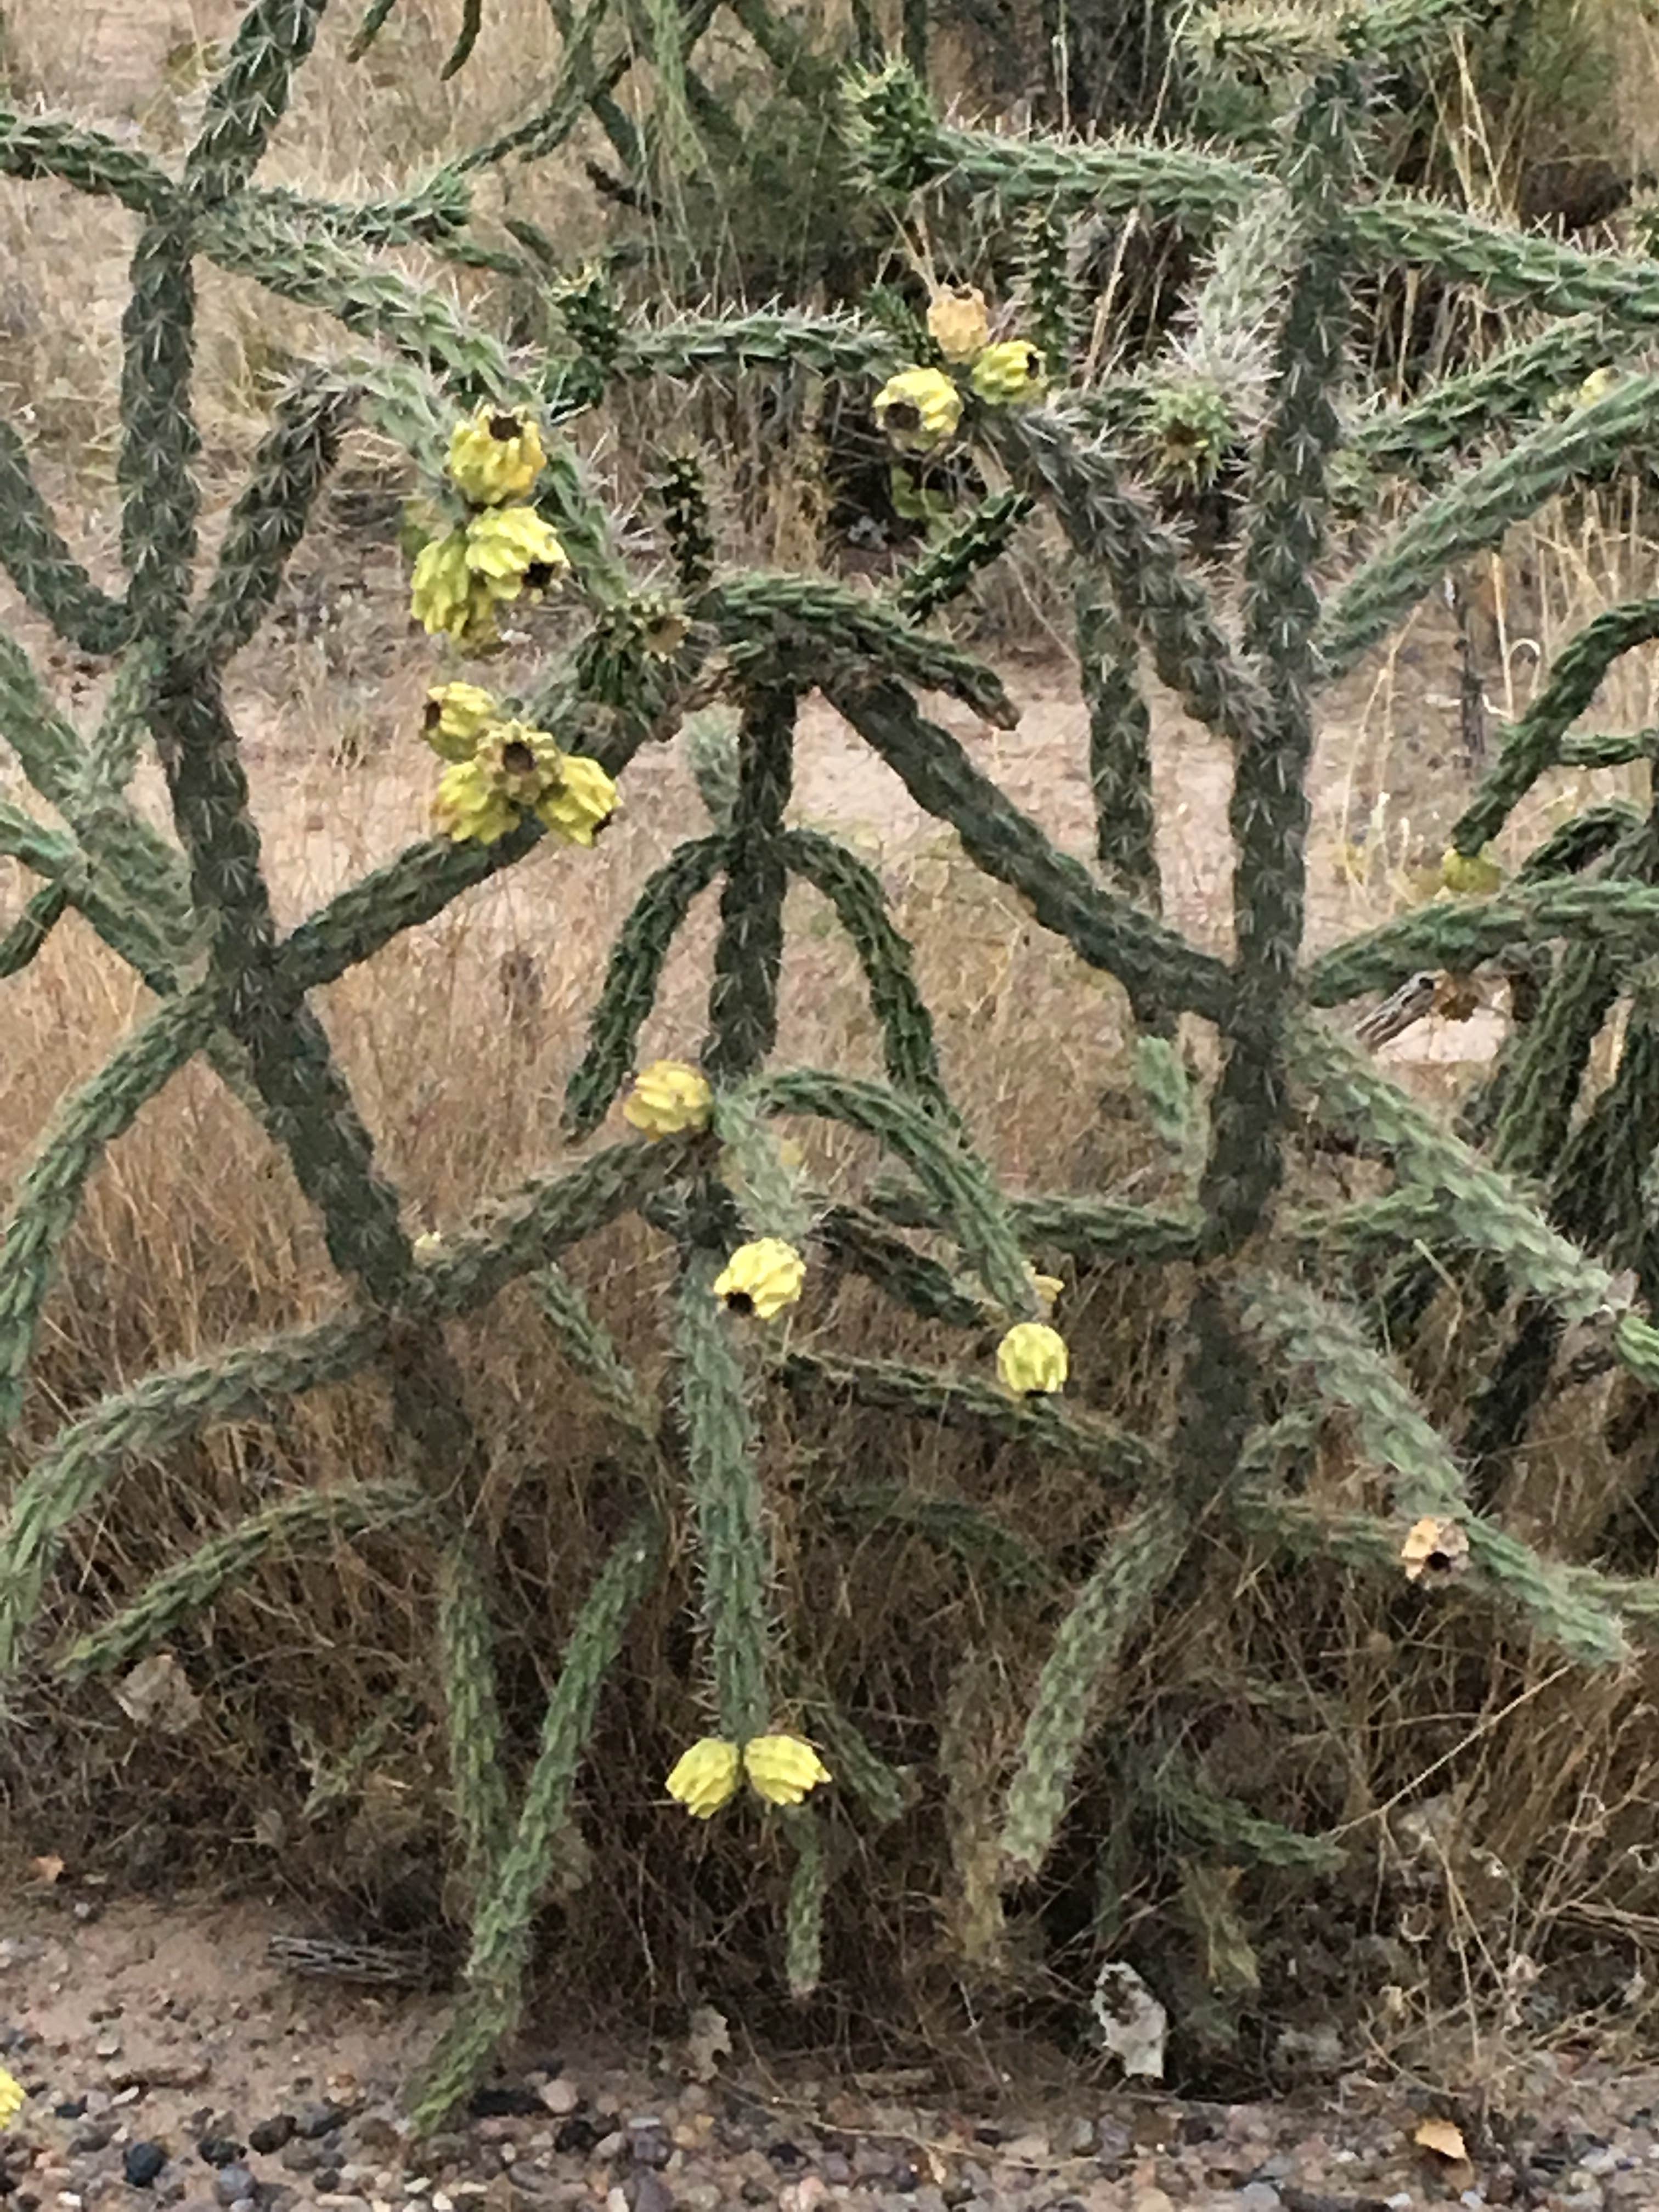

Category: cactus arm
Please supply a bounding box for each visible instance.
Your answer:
[1321,383,1659,680]
[781,829,954,1119]
[0,423,135,654]
[185,374,357,667]
[830,678,1231,1024]
[0,106,179,218]
[1451,600,1659,854]
[704,685,795,1081]
[184,0,330,206]
[756,1066,1034,1316]
[565,834,727,1136]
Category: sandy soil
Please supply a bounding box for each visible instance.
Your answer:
[4,1892,1659,2212]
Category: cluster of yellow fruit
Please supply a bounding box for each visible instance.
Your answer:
[422,680,617,847]
[0,2068,20,2128]
[873,287,1046,456]
[667,1733,833,1818]
[410,404,569,651]
[620,1059,1072,1386]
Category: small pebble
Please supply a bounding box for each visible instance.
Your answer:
[211,2169,256,2209]
[540,2082,579,2119]
[249,2117,296,2157]
[299,2103,352,2140]
[195,2141,244,2170]
[124,2143,168,2190]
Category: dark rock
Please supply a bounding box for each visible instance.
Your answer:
[469,2087,544,2119]
[277,2140,322,2175]
[625,2175,675,2212]
[822,2155,853,2185]
[296,2101,351,2139]
[69,2124,116,2155]
[264,2191,300,2212]
[53,2099,87,2120]
[740,2185,772,2207]
[888,2163,921,2193]
[766,2143,807,2171]
[211,2168,255,2209]
[195,2140,244,2169]
[554,2117,603,2157]
[628,2121,673,2171]
[124,2142,169,2188]
[311,2169,342,2194]
[247,2118,295,2157]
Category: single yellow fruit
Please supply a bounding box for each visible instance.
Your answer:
[743,1734,832,1806]
[997,1320,1069,1397]
[447,404,548,505]
[926,285,990,364]
[712,1238,806,1320]
[873,366,963,454]
[970,339,1045,405]
[624,1060,714,1138]
[666,1737,742,1818]
[536,753,618,847]
[422,682,498,761]
[1440,846,1503,895]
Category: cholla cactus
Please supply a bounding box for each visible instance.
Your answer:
[7,0,1659,2134]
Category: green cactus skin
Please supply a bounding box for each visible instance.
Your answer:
[757,1067,1034,1318]
[830,679,1232,1024]
[1203,70,1355,1249]
[57,1481,432,1681]
[118,222,201,639]
[0,107,180,217]
[782,829,955,1121]
[1076,579,1160,917]
[826,1481,1054,1599]
[780,1351,1159,1494]
[1234,1269,1466,1521]
[705,574,1017,728]
[1321,386,1659,682]
[676,1255,773,1745]
[408,1513,662,2130]
[1307,878,1659,1008]
[998,1494,1189,1879]
[0,423,134,654]
[1452,599,1659,854]
[0,883,70,980]
[187,375,356,668]
[566,834,729,1136]
[1354,314,1624,480]
[893,490,1034,625]
[0,1132,693,1671]
[783,1806,828,1999]
[706,685,795,1082]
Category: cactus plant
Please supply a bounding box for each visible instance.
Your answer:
[12,0,1659,2112]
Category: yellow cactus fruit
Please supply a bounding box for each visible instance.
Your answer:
[996,1320,1069,1397]
[464,505,569,601]
[447,404,548,505]
[536,753,618,847]
[430,759,519,846]
[666,1737,742,1819]
[970,339,1046,404]
[926,285,990,364]
[712,1238,806,1320]
[873,366,963,455]
[421,681,498,761]
[624,1059,714,1138]
[743,1734,832,1807]
[476,719,566,806]
[1440,847,1503,895]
